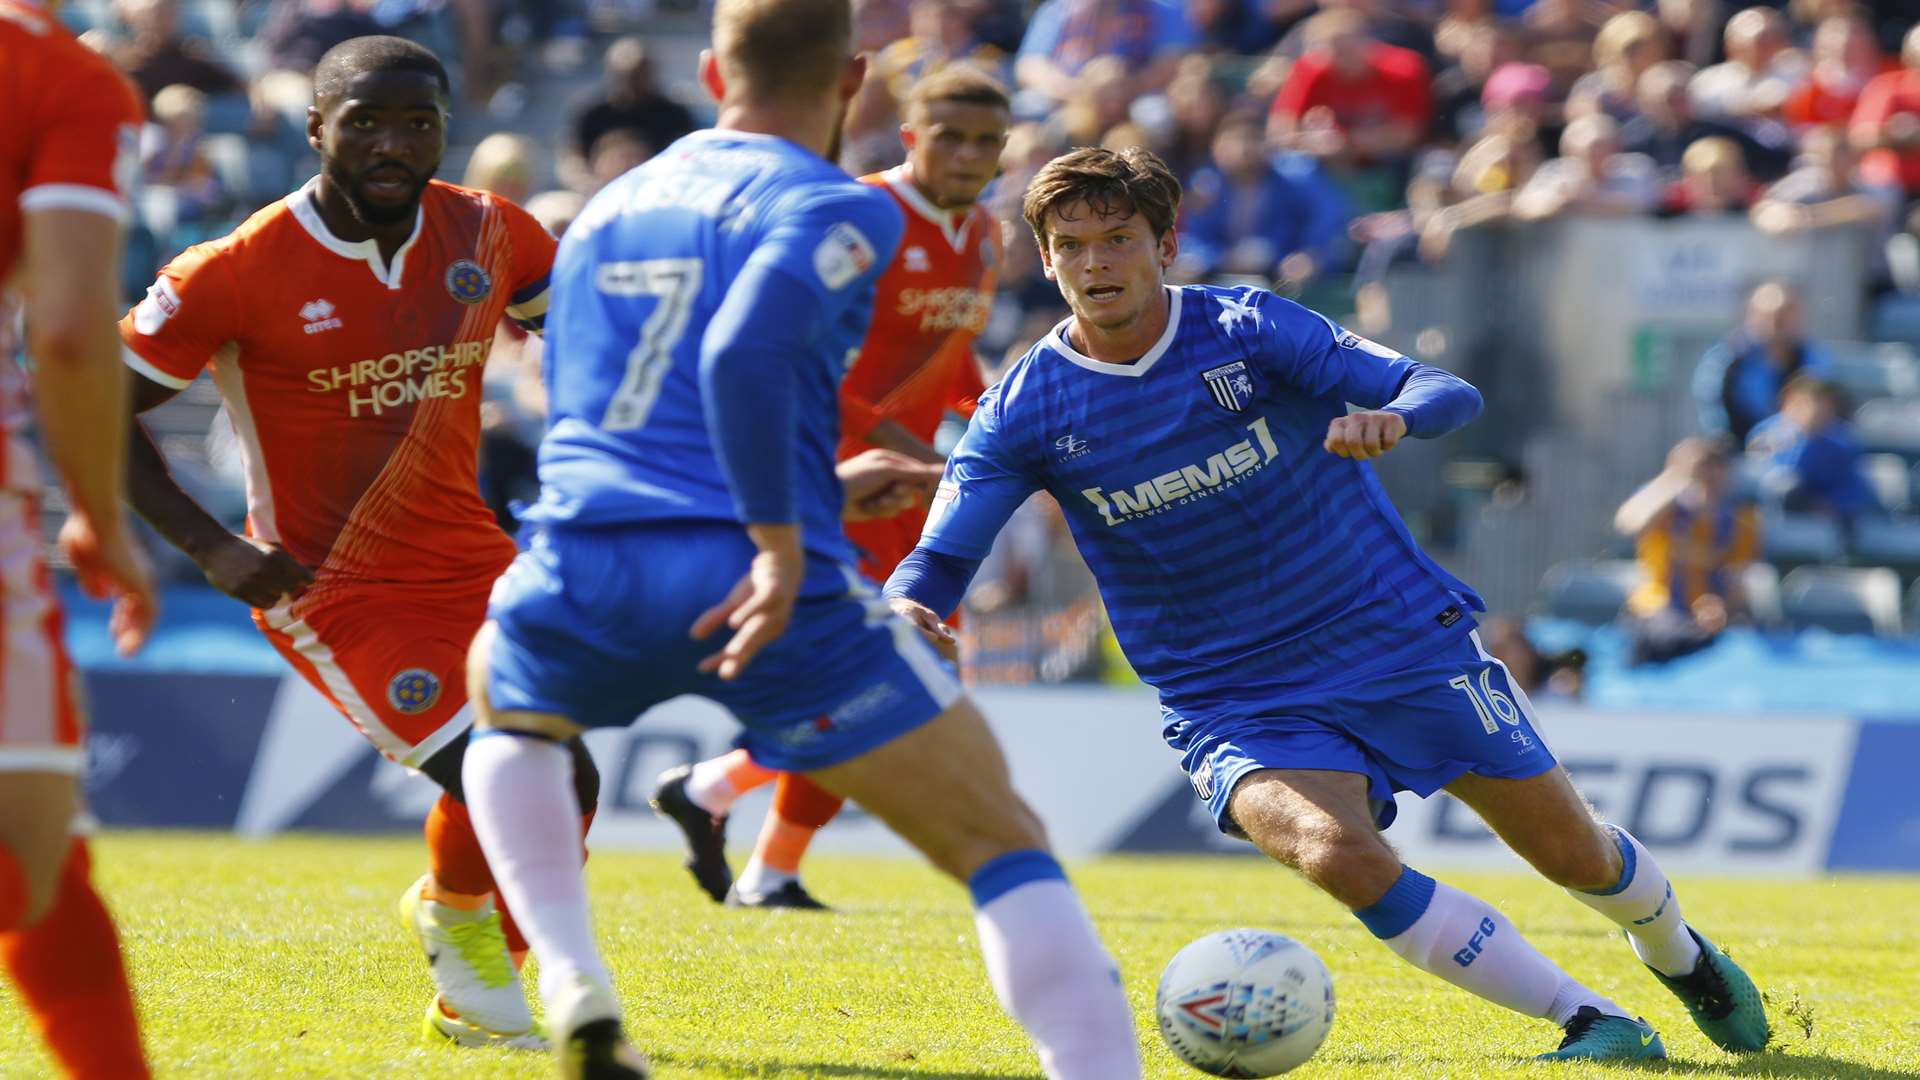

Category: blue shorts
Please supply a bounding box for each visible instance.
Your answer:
[1165,630,1557,836]
[484,520,961,773]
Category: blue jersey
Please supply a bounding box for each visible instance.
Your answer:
[919,284,1485,708]
[525,129,905,564]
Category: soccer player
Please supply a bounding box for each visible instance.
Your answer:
[655,63,1012,911]
[462,2,1141,1077]
[1,2,158,1076]
[117,37,591,1049]
[886,146,1772,1061]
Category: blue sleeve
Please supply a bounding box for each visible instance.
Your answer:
[883,547,981,620]
[1243,291,1421,407]
[1381,365,1483,439]
[1692,344,1734,436]
[1153,0,1200,49]
[1017,0,1065,60]
[700,188,904,524]
[915,391,1040,560]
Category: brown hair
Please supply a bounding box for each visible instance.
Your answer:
[906,63,1011,116]
[1021,146,1182,248]
[712,0,853,101]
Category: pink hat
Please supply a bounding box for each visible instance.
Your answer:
[1483,63,1553,111]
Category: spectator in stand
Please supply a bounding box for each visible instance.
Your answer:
[1269,10,1432,179]
[1657,0,1724,68]
[1850,24,1920,198]
[1177,111,1350,287]
[140,84,229,228]
[525,189,585,239]
[1054,55,1134,147]
[1616,437,1758,664]
[1658,135,1762,215]
[1747,374,1881,524]
[559,37,696,197]
[582,128,653,195]
[1432,23,1523,145]
[1690,7,1805,124]
[1187,0,1308,54]
[1568,11,1670,125]
[1783,11,1887,128]
[1694,280,1834,442]
[259,0,382,75]
[462,133,538,208]
[1013,0,1196,110]
[1349,150,1459,327]
[1481,61,1560,159]
[100,0,242,105]
[853,0,913,51]
[1521,0,1603,96]
[1752,123,1900,239]
[875,0,1011,100]
[1479,617,1587,701]
[1417,128,1542,259]
[1514,113,1661,218]
[1625,61,1792,180]
[1161,57,1231,181]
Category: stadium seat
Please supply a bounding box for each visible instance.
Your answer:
[1741,562,1784,627]
[1851,516,1920,582]
[1780,566,1904,637]
[1763,513,1846,569]
[1909,578,1920,634]
[1826,342,1920,403]
[1539,560,1643,625]
[1863,453,1914,513]
[1854,398,1920,461]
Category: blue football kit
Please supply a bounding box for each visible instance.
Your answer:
[483,129,959,770]
[887,284,1556,831]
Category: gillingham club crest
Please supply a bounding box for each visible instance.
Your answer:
[444,259,492,304]
[387,668,442,715]
[1201,360,1255,413]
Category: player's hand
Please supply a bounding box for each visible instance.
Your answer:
[197,534,315,609]
[693,526,803,680]
[58,511,157,657]
[1323,411,1407,461]
[889,597,959,663]
[839,448,941,522]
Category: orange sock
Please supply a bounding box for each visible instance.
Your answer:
[0,839,149,1079]
[754,774,845,874]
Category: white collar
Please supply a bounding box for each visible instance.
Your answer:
[883,163,973,252]
[287,176,424,290]
[1046,286,1182,378]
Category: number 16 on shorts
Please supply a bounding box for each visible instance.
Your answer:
[1448,667,1520,735]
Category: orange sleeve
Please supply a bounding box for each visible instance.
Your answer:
[18,46,144,224]
[118,244,241,389]
[496,195,558,333]
[1726,504,1759,565]
[1851,72,1899,134]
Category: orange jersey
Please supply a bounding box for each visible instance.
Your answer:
[119,179,555,599]
[841,165,998,580]
[2,0,143,493]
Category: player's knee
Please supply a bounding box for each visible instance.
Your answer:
[1531,824,1621,891]
[930,797,1050,883]
[568,737,600,813]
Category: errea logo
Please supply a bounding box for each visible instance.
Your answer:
[300,299,343,335]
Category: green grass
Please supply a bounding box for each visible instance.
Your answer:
[2,833,1916,1079]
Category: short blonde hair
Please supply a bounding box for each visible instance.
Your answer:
[1593,10,1661,68]
[1682,136,1745,174]
[713,0,853,101]
[152,83,207,127]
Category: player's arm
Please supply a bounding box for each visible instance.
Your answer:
[690,192,905,679]
[883,397,1037,659]
[499,195,558,337]
[119,263,313,608]
[22,207,156,654]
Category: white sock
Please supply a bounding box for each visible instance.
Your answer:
[735,857,795,898]
[1567,825,1702,978]
[463,731,615,1026]
[971,852,1140,1080]
[1358,867,1618,1026]
[683,755,744,816]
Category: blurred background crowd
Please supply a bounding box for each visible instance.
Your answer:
[39,0,1920,710]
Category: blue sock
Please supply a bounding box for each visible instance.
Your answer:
[968,849,1065,907]
[1354,867,1437,939]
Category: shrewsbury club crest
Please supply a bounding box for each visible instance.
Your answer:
[1202,360,1255,413]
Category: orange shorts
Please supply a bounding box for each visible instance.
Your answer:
[0,491,85,773]
[256,580,493,768]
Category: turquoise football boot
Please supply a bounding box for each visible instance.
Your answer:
[1644,927,1770,1052]
[1535,1007,1667,1061]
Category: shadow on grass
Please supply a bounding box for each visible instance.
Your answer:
[651,1051,1042,1079]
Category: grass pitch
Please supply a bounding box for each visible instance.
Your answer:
[0,833,1915,1079]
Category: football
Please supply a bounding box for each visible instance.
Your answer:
[1155,929,1336,1077]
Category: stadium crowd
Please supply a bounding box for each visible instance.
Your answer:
[44,0,1920,684]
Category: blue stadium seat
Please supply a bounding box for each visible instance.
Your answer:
[1781,566,1904,637]
[1862,453,1913,513]
[1740,561,1784,628]
[1855,398,1920,461]
[1851,516,1920,582]
[1763,513,1846,569]
[1826,342,1920,403]
[1539,560,1642,625]
[1909,578,1920,634]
